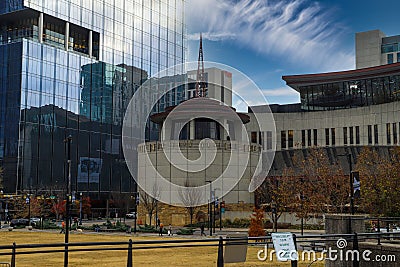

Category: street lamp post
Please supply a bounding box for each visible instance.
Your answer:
[206,180,212,236]
[27,194,31,226]
[271,201,277,232]
[64,135,72,267]
[337,153,354,215]
[130,192,139,233]
[79,192,82,225]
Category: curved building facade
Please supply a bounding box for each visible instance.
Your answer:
[247,62,400,176]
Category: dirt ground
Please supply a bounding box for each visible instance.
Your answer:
[0,230,324,266]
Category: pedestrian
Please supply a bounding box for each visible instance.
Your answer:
[157,218,160,228]
[159,222,164,236]
[60,221,66,234]
[200,223,206,236]
[168,224,172,236]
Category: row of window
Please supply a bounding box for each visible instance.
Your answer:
[382,43,400,54]
[276,123,400,150]
[387,53,400,64]
[300,75,400,111]
[250,131,273,151]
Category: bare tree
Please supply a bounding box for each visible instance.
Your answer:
[140,183,160,226]
[178,180,203,225]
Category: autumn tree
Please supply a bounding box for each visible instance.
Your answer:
[110,192,131,218]
[292,148,349,215]
[356,147,400,216]
[248,208,266,237]
[257,148,349,229]
[256,175,293,231]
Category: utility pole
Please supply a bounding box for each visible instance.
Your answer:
[79,192,82,225]
[206,180,212,236]
[64,135,72,267]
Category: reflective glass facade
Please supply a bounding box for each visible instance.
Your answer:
[0,0,186,197]
[300,74,400,111]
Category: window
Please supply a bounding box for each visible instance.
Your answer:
[307,129,312,146]
[374,124,379,144]
[301,130,305,147]
[325,128,330,146]
[251,132,257,143]
[388,53,394,64]
[266,131,272,150]
[331,128,336,146]
[288,130,294,148]
[398,53,400,63]
[281,131,286,149]
[349,127,354,145]
[355,126,360,145]
[313,129,317,146]
[368,125,372,145]
[394,123,398,144]
[343,127,348,145]
[387,123,391,144]
[258,132,262,145]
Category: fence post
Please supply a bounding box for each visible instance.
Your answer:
[291,234,298,267]
[127,239,133,267]
[10,242,16,267]
[353,233,359,267]
[377,218,381,245]
[217,236,224,267]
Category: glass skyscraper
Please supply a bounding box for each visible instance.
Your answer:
[0,0,186,201]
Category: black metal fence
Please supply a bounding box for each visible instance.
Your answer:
[1,232,400,267]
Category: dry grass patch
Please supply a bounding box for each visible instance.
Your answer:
[0,230,323,266]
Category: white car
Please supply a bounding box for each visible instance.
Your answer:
[126,212,137,219]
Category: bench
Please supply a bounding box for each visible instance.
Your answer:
[300,242,326,252]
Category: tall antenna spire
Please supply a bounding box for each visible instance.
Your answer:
[195,33,206,97]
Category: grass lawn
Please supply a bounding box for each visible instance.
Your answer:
[0,230,324,266]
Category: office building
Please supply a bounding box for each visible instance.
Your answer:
[356,29,400,69]
[0,0,186,204]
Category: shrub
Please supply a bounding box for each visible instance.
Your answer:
[248,208,266,237]
[176,228,195,235]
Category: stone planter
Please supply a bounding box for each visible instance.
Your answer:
[8,227,13,231]
[27,225,33,230]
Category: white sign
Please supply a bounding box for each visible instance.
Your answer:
[271,232,298,261]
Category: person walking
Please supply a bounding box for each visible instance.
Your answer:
[60,221,66,234]
[159,222,164,236]
[168,224,172,236]
[200,223,206,236]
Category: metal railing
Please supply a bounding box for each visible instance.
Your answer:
[1,232,400,267]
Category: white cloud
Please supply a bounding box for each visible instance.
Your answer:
[263,87,300,97]
[185,0,354,71]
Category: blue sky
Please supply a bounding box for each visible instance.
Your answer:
[185,0,400,105]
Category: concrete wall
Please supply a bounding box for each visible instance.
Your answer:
[138,140,261,205]
[356,30,385,69]
[325,214,366,267]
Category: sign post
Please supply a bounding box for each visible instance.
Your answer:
[271,232,298,263]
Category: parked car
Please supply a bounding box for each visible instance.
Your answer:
[10,218,29,227]
[126,212,137,219]
[30,217,41,226]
